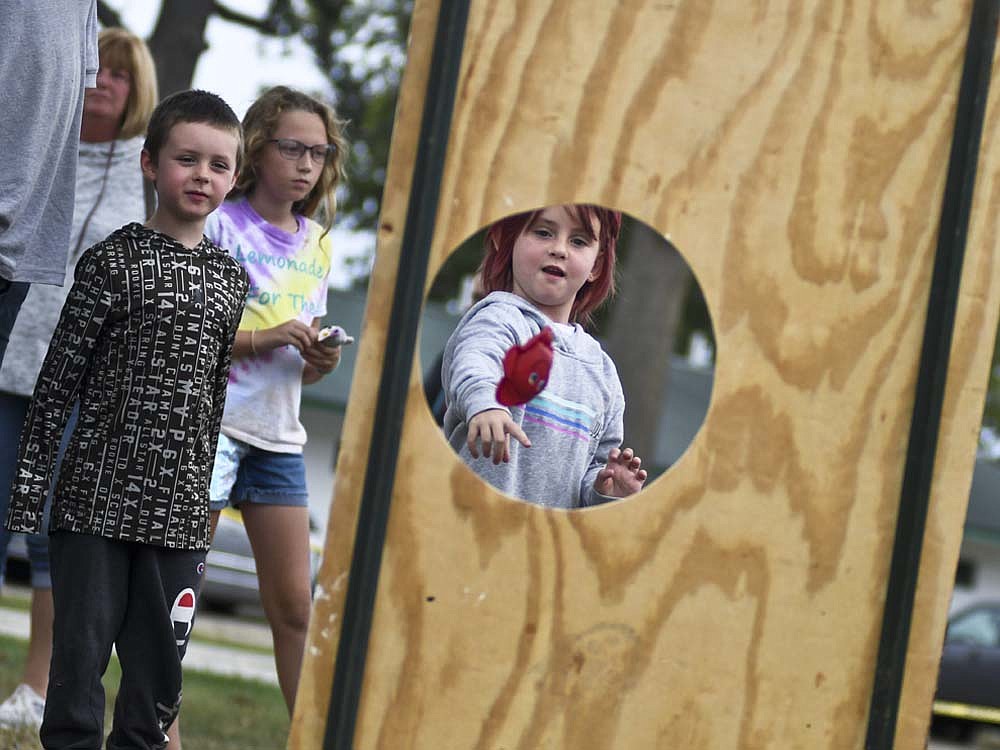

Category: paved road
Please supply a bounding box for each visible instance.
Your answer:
[0,588,277,685]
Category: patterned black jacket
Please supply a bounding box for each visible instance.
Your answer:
[5,223,249,550]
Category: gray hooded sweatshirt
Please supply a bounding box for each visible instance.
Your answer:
[0,136,146,397]
[442,291,625,508]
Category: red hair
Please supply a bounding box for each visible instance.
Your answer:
[478,204,621,327]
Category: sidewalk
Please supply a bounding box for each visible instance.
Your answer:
[0,586,277,686]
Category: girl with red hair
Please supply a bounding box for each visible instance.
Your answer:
[441,204,647,508]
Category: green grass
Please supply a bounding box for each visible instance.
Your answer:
[2,589,272,656]
[0,592,31,615]
[0,634,290,749]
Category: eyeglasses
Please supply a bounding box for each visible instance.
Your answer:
[268,138,336,163]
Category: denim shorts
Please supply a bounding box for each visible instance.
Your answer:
[208,433,309,512]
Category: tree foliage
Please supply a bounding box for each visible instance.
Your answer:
[268,0,412,230]
[97,0,411,233]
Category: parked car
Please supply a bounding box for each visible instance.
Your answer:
[4,507,325,614]
[201,507,325,612]
[932,601,1000,739]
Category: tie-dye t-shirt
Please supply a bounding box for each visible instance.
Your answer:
[204,198,331,453]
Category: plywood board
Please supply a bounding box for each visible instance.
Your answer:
[291,2,1000,748]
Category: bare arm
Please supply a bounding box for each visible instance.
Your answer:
[231,319,318,360]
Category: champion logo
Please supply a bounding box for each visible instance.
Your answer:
[170,588,197,646]
[197,562,205,576]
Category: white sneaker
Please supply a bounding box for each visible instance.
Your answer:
[0,683,45,729]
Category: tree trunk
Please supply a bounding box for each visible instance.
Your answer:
[96,1,123,29]
[602,219,691,473]
[147,0,216,97]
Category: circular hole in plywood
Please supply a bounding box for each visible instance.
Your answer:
[420,204,714,508]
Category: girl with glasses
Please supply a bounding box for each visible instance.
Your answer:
[202,85,348,716]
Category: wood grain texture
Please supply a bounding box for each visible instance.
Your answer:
[291,2,1000,748]
[896,57,1000,749]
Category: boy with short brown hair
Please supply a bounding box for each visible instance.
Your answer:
[5,89,249,750]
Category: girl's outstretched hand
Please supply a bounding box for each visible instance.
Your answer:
[594,447,647,497]
[260,319,318,353]
[467,408,531,465]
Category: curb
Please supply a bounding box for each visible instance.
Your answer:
[0,604,277,686]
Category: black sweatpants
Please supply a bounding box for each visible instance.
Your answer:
[41,531,206,750]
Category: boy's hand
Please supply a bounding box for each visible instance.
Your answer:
[467,408,531,464]
[261,320,317,352]
[302,338,341,376]
[594,447,647,498]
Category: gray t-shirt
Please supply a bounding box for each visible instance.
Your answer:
[0,136,146,397]
[442,292,626,508]
[0,0,99,284]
